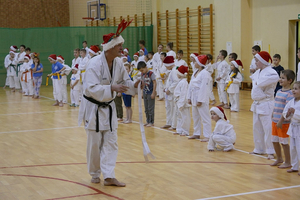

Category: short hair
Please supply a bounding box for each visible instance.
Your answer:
[158,44,164,47]
[124,63,130,68]
[82,41,87,44]
[148,51,154,56]
[25,47,31,52]
[139,40,145,46]
[252,45,261,52]
[206,54,213,60]
[177,50,183,54]
[161,52,167,57]
[294,81,300,88]
[229,53,238,60]
[137,61,147,70]
[74,48,80,52]
[219,50,227,58]
[20,45,26,49]
[167,42,173,49]
[281,69,295,83]
[80,48,86,53]
[273,54,281,60]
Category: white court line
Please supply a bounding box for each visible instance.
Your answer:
[40,95,55,101]
[0,99,52,104]
[0,126,83,134]
[196,184,300,200]
[0,110,71,116]
[129,121,275,161]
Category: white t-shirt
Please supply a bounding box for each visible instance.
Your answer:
[70,73,81,90]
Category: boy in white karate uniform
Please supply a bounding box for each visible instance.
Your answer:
[4,47,18,92]
[173,65,191,136]
[131,53,140,80]
[157,52,168,101]
[88,45,100,59]
[57,55,71,104]
[16,45,26,92]
[70,65,81,107]
[205,54,216,105]
[152,44,163,95]
[161,56,179,130]
[250,45,261,75]
[250,51,279,159]
[215,50,230,108]
[208,106,236,151]
[190,53,199,73]
[187,55,212,141]
[20,55,33,96]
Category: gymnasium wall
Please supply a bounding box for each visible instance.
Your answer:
[0,0,69,28]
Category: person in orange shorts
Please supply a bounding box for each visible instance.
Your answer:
[271,69,296,168]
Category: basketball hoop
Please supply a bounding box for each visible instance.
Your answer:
[82,17,95,21]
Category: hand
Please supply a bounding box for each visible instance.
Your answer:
[134,79,141,88]
[71,86,74,90]
[47,74,52,77]
[117,92,122,97]
[188,99,191,104]
[166,90,171,95]
[70,84,72,88]
[276,121,283,129]
[287,108,295,118]
[216,77,221,81]
[196,102,202,107]
[151,93,155,99]
[111,84,129,93]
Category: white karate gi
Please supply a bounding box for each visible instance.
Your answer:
[174,78,191,135]
[282,99,300,170]
[207,119,236,151]
[16,52,26,90]
[205,62,215,101]
[187,69,212,138]
[215,60,230,104]
[147,59,153,70]
[152,52,161,94]
[70,73,81,105]
[296,62,300,81]
[78,52,137,179]
[191,62,195,73]
[61,64,72,103]
[167,50,176,59]
[20,62,33,95]
[79,56,89,83]
[226,71,242,111]
[250,66,279,154]
[4,54,18,89]
[165,66,180,127]
[250,57,256,75]
[175,59,188,67]
[156,62,167,99]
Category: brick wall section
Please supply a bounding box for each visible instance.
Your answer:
[0,0,70,28]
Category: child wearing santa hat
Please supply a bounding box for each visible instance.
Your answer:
[190,53,199,73]
[225,60,243,112]
[47,54,66,107]
[187,55,212,141]
[70,65,81,107]
[173,65,191,136]
[123,48,131,62]
[57,55,71,104]
[250,51,279,159]
[20,55,33,96]
[215,50,230,109]
[205,54,216,105]
[161,56,180,130]
[4,46,18,92]
[208,106,236,151]
[88,45,100,58]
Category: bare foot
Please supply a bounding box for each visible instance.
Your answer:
[53,102,59,106]
[161,125,171,129]
[287,169,299,173]
[210,100,216,105]
[59,103,64,107]
[249,152,263,155]
[209,149,215,152]
[173,132,180,135]
[91,177,100,183]
[104,178,126,187]
[12,89,15,92]
[200,138,209,142]
[223,105,230,109]
[144,123,149,126]
[278,163,292,169]
[270,160,283,166]
[230,110,238,112]
[146,124,154,127]
[267,154,275,160]
[123,121,132,124]
[180,134,189,136]
[188,135,200,139]
[158,98,164,101]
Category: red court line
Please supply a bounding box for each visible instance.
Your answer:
[0,161,269,170]
[0,174,123,200]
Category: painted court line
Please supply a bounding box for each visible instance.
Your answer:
[196,184,300,200]
[0,99,52,104]
[0,126,83,134]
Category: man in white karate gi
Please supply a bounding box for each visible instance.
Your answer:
[78,19,140,187]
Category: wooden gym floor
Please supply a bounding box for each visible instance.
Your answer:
[0,86,299,200]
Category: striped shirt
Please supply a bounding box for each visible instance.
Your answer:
[272,89,294,123]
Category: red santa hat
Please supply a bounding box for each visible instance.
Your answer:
[195,55,208,67]
[101,19,133,51]
[163,56,175,67]
[57,55,65,62]
[139,48,145,53]
[24,54,31,60]
[48,54,57,61]
[133,52,139,57]
[231,60,243,70]
[10,46,18,51]
[210,106,227,121]
[177,65,189,77]
[255,51,272,66]
[89,45,100,55]
[122,56,128,60]
[190,53,199,59]
[72,64,79,71]
[123,48,129,53]
[9,50,15,54]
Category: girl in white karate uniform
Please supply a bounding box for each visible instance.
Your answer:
[174,65,191,136]
[205,54,216,105]
[225,60,243,112]
[20,55,33,96]
[166,42,176,59]
[57,55,71,104]
[187,55,212,141]
[280,81,300,174]
[208,106,236,151]
[190,53,199,73]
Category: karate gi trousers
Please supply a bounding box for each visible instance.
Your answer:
[191,103,211,138]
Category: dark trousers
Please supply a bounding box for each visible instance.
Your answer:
[114,96,123,118]
[143,93,155,124]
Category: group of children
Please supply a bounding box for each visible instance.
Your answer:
[4,45,44,98]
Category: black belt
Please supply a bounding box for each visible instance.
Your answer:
[83,95,114,132]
